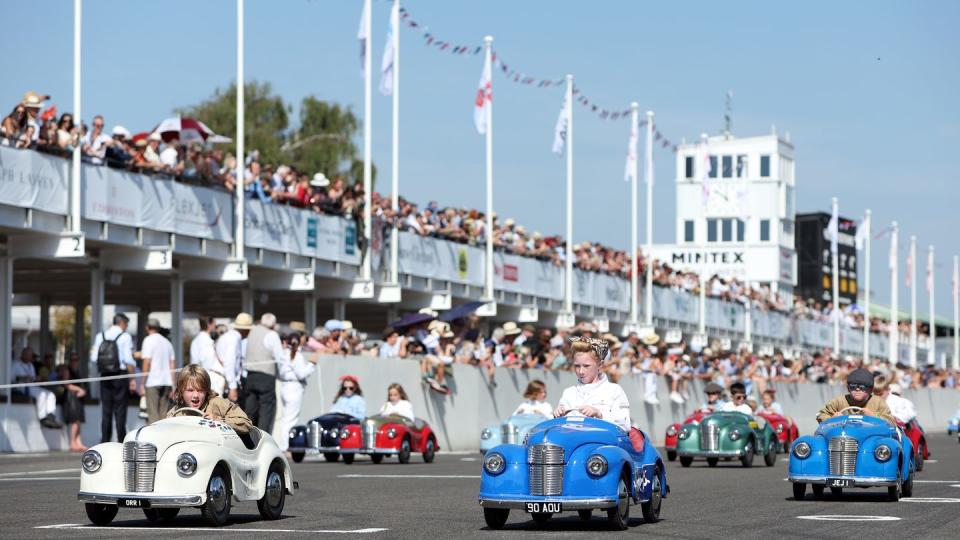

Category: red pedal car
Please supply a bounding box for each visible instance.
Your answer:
[664,409,711,461]
[756,411,799,453]
[339,414,439,464]
[900,419,930,471]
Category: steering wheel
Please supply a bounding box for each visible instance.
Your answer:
[171,407,206,417]
[836,406,864,416]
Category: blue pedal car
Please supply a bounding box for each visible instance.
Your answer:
[478,415,667,530]
[788,407,915,501]
[480,414,547,455]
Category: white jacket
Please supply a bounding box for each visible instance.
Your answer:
[557,374,631,431]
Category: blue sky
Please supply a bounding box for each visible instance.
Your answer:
[2,0,958,318]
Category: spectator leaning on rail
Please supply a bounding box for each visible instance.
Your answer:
[138,318,176,425]
[242,313,286,434]
[90,313,137,443]
[815,368,896,425]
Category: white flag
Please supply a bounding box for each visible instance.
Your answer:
[926,248,933,293]
[357,0,370,77]
[624,114,637,182]
[552,92,570,155]
[824,206,838,255]
[473,52,492,134]
[854,216,868,251]
[378,3,397,95]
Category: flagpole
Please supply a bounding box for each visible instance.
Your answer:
[928,245,935,366]
[889,222,899,364]
[698,133,708,338]
[953,254,958,370]
[831,197,840,358]
[234,0,245,263]
[361,0,373,283]
[389,0,400,286]
[563,74,574,318]
[628,103,639,326]
[644,110,655,326]
[483,36,495,307]
[862,209,871,362]
[910,235,917,368]
[71,0,82,237]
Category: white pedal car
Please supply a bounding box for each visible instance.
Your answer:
[78,407,296,526]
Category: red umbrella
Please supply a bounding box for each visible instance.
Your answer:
[151,117,231,144]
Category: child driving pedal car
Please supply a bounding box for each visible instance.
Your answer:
[166,365,253,433]
[815,367,896,425]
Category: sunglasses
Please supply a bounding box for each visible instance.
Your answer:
[847,383,870,392]
[343,385,356,391]
[732,394,746,400]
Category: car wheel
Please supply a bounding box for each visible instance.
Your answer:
[706,457,718,467]
[530,512,552,525]
[577,510,592,521]
[666,450,677,462]
[291,451,305,463]
[740,441,755,468]
[887,470,901,502]
[680,456,693,468]
[257,462,286,520]
[371,454,384,464]
[792,483,806,500]
[915,443,924,472]
[764,440,777,467]
[323,452,340,463]
[641,467,662,523]
[85,503,118,526]
[398,438,412,464]
[606,473,630,531]
[143,508,160,522]
[483,508,509,529]
[158,508,179,521]
[201,466,231,526]
[830,487,842,497]
[902,465,914,498]
[423,438,436,463]
[811,484,825,499]
[342,453,355,465]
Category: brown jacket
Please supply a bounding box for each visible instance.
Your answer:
[815,394,896,425]
[166,393,253,434]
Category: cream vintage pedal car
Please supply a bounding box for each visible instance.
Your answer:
[78,407,296,526]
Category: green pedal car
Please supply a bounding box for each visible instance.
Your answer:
[675,411,779,468]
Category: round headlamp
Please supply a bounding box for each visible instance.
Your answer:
[729,430,741,441]
[586,455,608,477]
[678,428,690,440]
[484,452,505,475]
[776,424,785,433]
[480,428,493,440]
[793,441,811,459]
[329,428,339,439]
[81,450,102,473]
[875,444,892,462]
[341,428,351,439]
[387,428,398,439]
[176,453,198,477]
[666,425,678,437]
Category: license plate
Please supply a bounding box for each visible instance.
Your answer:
[827,478,853,488]
[119,498,147,508]
[525,502,562,513]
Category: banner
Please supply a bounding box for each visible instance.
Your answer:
[394,231,484,286]
[0,146,69,215]
[245,199,360,265]
[495,253,563,299]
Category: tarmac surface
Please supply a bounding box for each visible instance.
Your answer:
[1,433,958,539]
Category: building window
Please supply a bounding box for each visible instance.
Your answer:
[721,219,733,242]
[760,219,770,242]
[684,156,694,179]
[736,155,747,178]
[722,156,733,178]
[707,219,718,242]
[760,155,770,177]
[736,219,745,242]
[684,220,694,242]
[709,156,718,178]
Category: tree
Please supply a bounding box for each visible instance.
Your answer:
[288,97,373,185]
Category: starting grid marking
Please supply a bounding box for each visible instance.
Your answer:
[797,515,901,522]
[337,474,480,479]
[36,524,388,534]
[0,477,75,482]
[0,468,75,477]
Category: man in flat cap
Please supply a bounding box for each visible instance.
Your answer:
[815,368,895,425]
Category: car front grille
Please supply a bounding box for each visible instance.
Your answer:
[700,423,719,451]
[501,424,518,445]
[362,420,377,449]
[528,444,563,496]
[829,436,858,476]
[307,421,321,448]
[122,441,157,492]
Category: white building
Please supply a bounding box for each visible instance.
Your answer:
[649,132,797,296]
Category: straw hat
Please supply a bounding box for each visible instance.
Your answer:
[289,321,307,333]
[311,172,330,187]
[502,322,522,336]
[641,333,661,346]
[233,312,254,330]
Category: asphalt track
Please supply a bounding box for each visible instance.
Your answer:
[2,434,958,539]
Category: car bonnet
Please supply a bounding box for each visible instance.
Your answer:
[525,417,622,454]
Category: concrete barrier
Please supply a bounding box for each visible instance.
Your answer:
[3,355,958,452]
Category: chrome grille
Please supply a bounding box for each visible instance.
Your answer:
[829,436,858,476]
[307,421,321,448]
[700,423,719,451]
[122,441,157,492]
[501,424,518,445]
[528,444,564,496]
[362,420,377,449]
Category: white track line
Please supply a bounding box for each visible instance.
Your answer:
[36,524,388,534]
[337,474,479,479]
[900,497,960,503]
[0,477,75,481]
[797,515,901,521]
[914,480,959,483]
[0,468,75,477]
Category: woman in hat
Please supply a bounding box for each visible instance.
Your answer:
[276,328,317,453]
[553,337,631,431]
[329,375,366,419]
